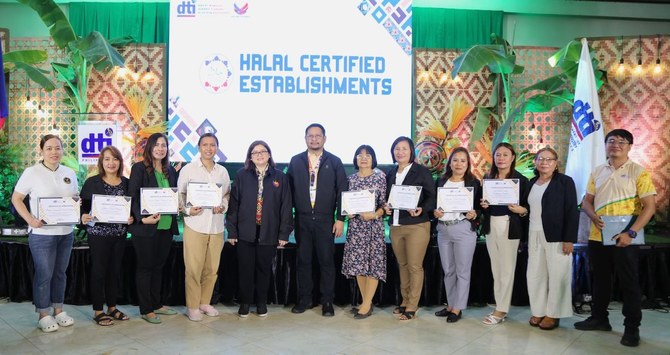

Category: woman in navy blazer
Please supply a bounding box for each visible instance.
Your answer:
[383,136,436,320]
[128,133,179,324]
[524,147,578,330]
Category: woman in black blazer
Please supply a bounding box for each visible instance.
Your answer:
[128,133,180,324]
[525,147,578,330]
[226,141,293,318]
[383,136,436,320]
[80,146,132,326]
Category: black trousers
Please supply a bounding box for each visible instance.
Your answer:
[295,218,335,305]
[132,229,173,315]
[237,238,276,305]
[588,241,642,328]
[88,234,126,311]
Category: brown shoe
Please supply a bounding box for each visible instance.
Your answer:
[539,317,560,330]
[529,316,544,327]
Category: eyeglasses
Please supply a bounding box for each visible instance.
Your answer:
[356,154,372,160]
[251,150,268,157]
[536,157,557,163]
[606,139,630,146]
[306,134,324,140]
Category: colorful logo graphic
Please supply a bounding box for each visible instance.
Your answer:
[234,3,249,15]
[199,55,233,93]
[176,0,197,17]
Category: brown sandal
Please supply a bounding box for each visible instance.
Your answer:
[529,316,544,327]
[539,317,560,330]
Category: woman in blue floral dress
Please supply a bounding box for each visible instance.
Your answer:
[341,145,387,319]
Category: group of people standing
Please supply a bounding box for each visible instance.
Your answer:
[11,126,655,348]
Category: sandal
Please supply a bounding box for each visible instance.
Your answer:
[483,313,505,325]
[398,311,416,320]
[435,308,450,317]
[108,309,129,321]
[392,306,406,315]
[529,316,544,327]
[54,311,75,327]
[38,315,59,333]
[141,314,162,324]
[93,313,114,326]
[539,317,560,330]
[446,311,462,323]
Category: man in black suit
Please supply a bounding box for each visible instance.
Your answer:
[287,123,347,316]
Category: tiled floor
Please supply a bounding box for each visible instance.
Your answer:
[0,301,668,354]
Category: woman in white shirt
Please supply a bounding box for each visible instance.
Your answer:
[177,133,230,321]
[11,134,79,333]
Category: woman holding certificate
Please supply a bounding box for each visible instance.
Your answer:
[80,146,132,326]
[384,136,436,321]
[128,133,180,324]
[11,134,79,332]
[341,145,387,319]
[524,147,578,330]
[480,142,529,325]
[433,147,482,323]
[226,140,293,318]
[177,133,231,322]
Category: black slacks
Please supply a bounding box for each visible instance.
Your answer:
[236,238,277,305]
[132,229,173,315]
[295,218,335,305]
[88,234,126,311]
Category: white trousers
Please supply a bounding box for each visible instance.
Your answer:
[485,215,519,313]
[526,230,573,318]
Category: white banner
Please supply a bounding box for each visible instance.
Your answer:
[78,121,119,165]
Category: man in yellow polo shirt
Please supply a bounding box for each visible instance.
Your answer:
[575,129,656,347]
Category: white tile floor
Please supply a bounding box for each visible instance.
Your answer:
[0,301,668,354]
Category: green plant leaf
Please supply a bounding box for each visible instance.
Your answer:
[520,75,569,94]
[524,90,574,112]
[109,36,136,47]
[11,62,56,91]
[52,62,75,82]
[468,107,496,150]
[451,45,515,78]
[70,31,125,72]
[3,49,48,66]
[16,0,76,49]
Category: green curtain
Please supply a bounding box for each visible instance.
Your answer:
[413,8,503,49]
[69,2,170,43]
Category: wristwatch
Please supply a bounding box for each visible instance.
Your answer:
[626,229,638,239]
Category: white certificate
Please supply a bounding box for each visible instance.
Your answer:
[140,188,179,215]
[601,215,645,246]
[341,190,376,215]
[37,196,80,225]
[482,179,520,205]
[186,182,223,208]
[437,187,474,213]
[91,194,131,224]
[387,184,422,210]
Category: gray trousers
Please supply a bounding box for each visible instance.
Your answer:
[436,220,477,310]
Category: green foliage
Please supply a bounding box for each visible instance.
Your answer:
[0,132,25,225]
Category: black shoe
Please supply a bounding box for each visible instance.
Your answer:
[446,311,462,323]
[238,304,249,318]
[349,307,359,315]
[291,303,311,314]
[256,304,268,317]
[322,302,335,317]
[574,316,612,331]
[620,327,640,347]
[354,308,373,320]
[435,308,450,317]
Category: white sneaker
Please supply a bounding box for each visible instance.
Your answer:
[186,308,203,322]
[38,315,59,332]
[54,312,74,327]
[199,304,219,317]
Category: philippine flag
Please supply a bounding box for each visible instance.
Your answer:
[565,38,606,202]
[0,40,8,130]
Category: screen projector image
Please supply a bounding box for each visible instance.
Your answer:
[168,0,412,163]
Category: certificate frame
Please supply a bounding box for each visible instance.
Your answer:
[341,189,376,215]
[91,194,131,224]
[140,187,179,215]
[437,187,474,213]
[387,184,422,210]
[601,215,645,246]
[482,179,520,206]
[37,196,80,225]
[186,182,224,208]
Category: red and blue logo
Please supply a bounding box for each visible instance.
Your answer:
[234,3,248,15]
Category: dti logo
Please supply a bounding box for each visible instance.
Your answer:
[572,99,601,140]
[81,130,113,158]
[234,3,248,15]
[177,0,196,17]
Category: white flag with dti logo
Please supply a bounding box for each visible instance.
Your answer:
[565,38,606,202]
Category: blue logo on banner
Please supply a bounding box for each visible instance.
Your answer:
[177,0,196,17]
[81,129,113,158]
[572,100,601,140]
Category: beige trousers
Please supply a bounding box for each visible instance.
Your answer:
[183,225,224,309]
[485,215,519,313]
[527,230,573,318]
[390,222,431,310]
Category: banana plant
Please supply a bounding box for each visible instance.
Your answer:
[451,33,606,152]
[3,0,125,114]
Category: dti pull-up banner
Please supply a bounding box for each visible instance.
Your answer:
[169,0,413,163]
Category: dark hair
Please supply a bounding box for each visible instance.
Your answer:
[442,147,474,181]
[532,146,559,177]
[143,133,169,175]
[353,145,378,170]
[390,136,416,164]
[97,145,124,178]
[488,142,517,179]
[305,123,326,136]
[244,140,276,170]
[605,128,634,144]
[39,134,62,150]
[198,132,219,146]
